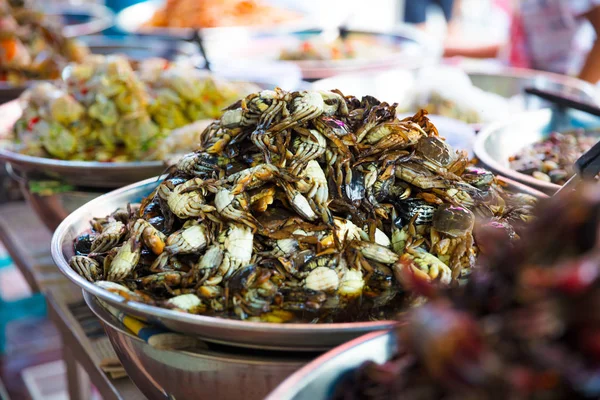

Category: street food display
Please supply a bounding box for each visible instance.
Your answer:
[68,89,535,323]
[144,0,299,29]
[332,184,600,400]
[10,55,260,162]
[509,130,599,185]
[2,0,599,398]
[0,0,89,84]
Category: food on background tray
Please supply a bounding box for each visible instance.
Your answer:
[145,0,299,29]
[408,66,521,125]
[332,184,600,400]
[10,55,260,162]
[278,36,397,62]
[0,0,89,84]
[509,130,598,185]
[279,37,357,61]
[69,89,535,323]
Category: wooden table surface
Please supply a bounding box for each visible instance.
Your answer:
[0,202,145,400]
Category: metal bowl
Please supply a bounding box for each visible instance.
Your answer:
[474,108,600,194]
[310,65,600,127]
[209,26,441,80]
[266,330,395,400]
[52,175,546,351]
[115,0,331,40]
[84,291,315,400]
[52,176,396,351]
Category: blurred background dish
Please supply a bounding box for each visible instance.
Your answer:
[115,0,345,40]
[0,72,282,229]
[207,26,441,80]
[311,65,600,128]
[474,108,600,194]
[0,2,114,103]
[4,56,256,164]
[0,2,114,83]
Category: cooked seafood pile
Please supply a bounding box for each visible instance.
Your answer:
[333,183,600,399]
[0,1,89,84]
[11,55,259,161]
[70,89,535,323]
[510,130,598,185]
[145,0,299,29]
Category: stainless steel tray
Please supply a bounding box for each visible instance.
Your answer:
[210,26,441,80]
[52,176,395,351]
[51,175,546,351]
[266,330,395,400]
[115,0,327,40]
[84,291,313,400]
[474,108,600,194]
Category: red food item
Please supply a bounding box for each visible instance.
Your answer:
[0,38,18,62]
[27,116,40,130]
[301,41,312,53]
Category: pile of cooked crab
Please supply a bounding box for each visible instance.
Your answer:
[69,89,536,323]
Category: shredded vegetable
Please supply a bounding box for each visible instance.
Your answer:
[11,56,260,162]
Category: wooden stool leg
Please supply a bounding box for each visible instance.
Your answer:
[64,346,91,400]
